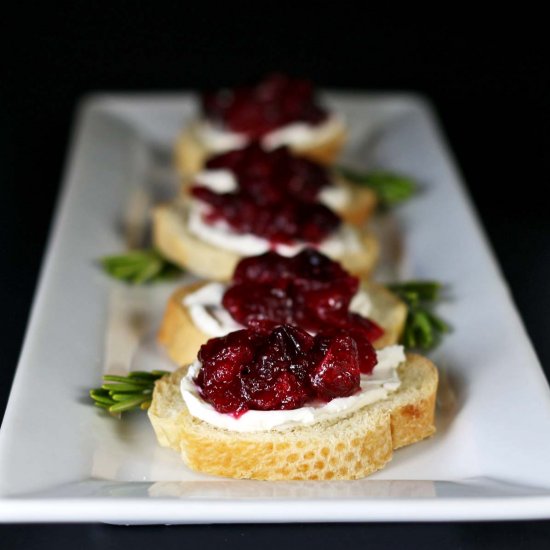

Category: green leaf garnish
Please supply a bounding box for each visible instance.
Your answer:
[388,280,449,350]
[89,370,169,415]
[335,167,416,206]
[100,249,182,284]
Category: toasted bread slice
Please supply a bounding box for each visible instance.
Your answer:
[152,198,380,282]
[365,280,408,348]
[174,123,347,176]
[330,176,377,226]
[158,280,407,367]
[148,354,437,480]
[157,281,213,368]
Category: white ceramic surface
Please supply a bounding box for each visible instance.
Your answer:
[1,93,550,524]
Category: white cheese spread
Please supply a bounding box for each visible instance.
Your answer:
[183,283,242,337]
[318,185,351,211]
[349,290,372,318]
[187,198,362,257]
[180,345,404,432]
[183,282,373,338]
[194,114,345,154]
[193,168,351,211]
[194,169,238,193]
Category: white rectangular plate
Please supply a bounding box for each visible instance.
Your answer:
[2,93,550,524]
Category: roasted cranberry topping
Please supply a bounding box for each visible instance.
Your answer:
[205,143,331,203]
[201,74,328,138]
[191,186,340,245]
[223,249,384,346]
[195,324,376,414]
[192,141,340,245]
[310,332,361,400]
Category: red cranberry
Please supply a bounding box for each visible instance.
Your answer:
[223,250,384,348]
[317,326,378,375]
[347,314,385,355]
[194,324,372,415]
[241,326,313,410]
[205,143,331,204]
[292,281,354,326]
[232,251,296,284]
[223,282,294,326]
[196,329,263,414]
[192,143,339,245]
[310,332,361,401]
[191,185,340,245]
[201,74,328,138]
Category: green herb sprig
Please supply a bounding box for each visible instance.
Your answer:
[335,167,416,207]
[388,281,449,350]
[101,249,182,284]
[90,370,169,414]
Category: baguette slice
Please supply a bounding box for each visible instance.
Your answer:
[329,176,377,226]
[158,280,407,368]
[152,198,380,282]
[148,354,438,480]
[175,122,347,176]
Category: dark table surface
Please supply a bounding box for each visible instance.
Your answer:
[2,8,550,548]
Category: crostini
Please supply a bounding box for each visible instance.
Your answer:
[149,324,438,480]
[175,73,347,174]
[158,249,407,367]
[180,143,377,226]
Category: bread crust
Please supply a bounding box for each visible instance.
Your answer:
[363,280,408,348]
[157,282,213,367]
[148,354,438,480]
[174,127,208,176]
[152,198,380,282]
[152,199,240,281]
[157,280,407,367]
[292,123,347,166]
[332,176,377,226]
[174,123,347,177]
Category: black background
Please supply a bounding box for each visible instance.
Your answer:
[2,6,550,548]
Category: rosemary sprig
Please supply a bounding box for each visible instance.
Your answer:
[89,370,169,414]
[335,167,416,206]
[100,249,182,284]
[388,281,449,350]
